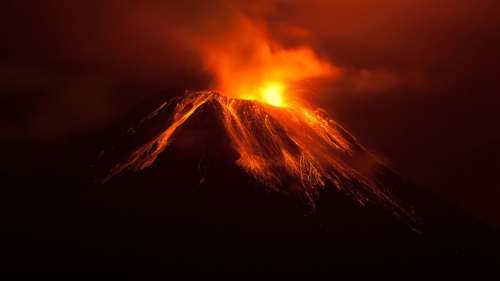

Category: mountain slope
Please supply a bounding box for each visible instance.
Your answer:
[1,93,498,279]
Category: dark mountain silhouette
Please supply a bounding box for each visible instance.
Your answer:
[1,95,498,279]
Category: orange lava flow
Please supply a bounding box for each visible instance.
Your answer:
[104,91,412,221]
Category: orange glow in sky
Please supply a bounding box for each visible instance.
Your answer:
[193,16,338,107]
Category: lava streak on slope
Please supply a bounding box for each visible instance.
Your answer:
[104,91,414,224]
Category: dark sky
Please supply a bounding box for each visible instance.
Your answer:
[1,1,500,227]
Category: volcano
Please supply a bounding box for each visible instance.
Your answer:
[88,91,500,277]
[1,90,498,278]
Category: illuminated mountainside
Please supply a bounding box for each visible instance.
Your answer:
[104,91,417,226]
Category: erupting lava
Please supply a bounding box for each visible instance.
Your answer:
[104,16,414,222]
[260,82,285,107]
